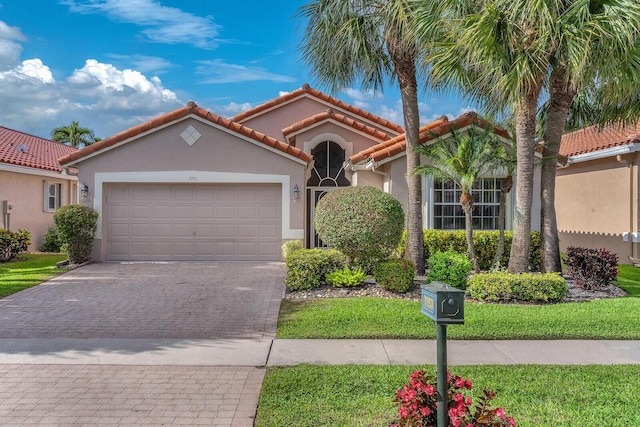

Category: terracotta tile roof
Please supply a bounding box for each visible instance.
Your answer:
[231,83,405,134]
[58,102,313,166]
[282,108,394,144]
[0,126,77,173]
[349,112,511,164]
[560,121,640,156]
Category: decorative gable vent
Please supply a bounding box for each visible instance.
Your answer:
[180,125,201,146]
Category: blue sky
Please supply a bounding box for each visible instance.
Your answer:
[0,0,469,140]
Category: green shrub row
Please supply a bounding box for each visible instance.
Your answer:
[0,228,31,262]
[426,250,472,289]
[285,249,345,291]
[398,230,541,270]
[373,259,415,293]
[40,226,63,253]
[467,272,567,303]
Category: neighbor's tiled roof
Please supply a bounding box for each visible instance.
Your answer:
[282,108,394,144]
[560,121,640,156]
[231,83,405,134]
[0,126,77,172]
[349,112,510,164]
[59,102,313,166]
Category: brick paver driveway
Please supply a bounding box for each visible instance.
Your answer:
[0,262,284,339]
[0,262,286,426]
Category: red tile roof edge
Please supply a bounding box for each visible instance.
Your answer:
[559,121,640,157]
[349,112,511,164]
[231,83,405,134]
[282,108,393,142]
[58,102,313,165]
[0,126,78,173]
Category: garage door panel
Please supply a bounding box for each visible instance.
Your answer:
[106,183,282,261]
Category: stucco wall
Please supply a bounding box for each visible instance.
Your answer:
[556,155,639,263]
[74,117,307,261]
[0,169,77,250]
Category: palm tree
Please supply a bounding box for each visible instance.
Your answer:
[51,121,97,148]
[416,0,640,273]
[416,0,553,273]
[537,0,640,273]
[492,136,516,268]
[299,0,429,273]
[414,124,500,272]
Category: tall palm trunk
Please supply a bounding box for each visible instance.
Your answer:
[461,192,479,272]
[388,36,425,274]
[494,174,513,267]
[541,66,575,273]
[508,91,541,273]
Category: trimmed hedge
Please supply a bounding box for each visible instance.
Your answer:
[285,249,345,291]
[40,226,62,253]
[467,272,567,303]
[426,250,472,290]
[398,230,542,270]
[54,204,98,264]
[325,267,369,288]
[0,228,31,262]
[281,239,303,260]
[373,258,415,293]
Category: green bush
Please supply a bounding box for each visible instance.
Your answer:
[398,229,542,270]
[426,250,472,289]
[285,249,345,291]
[314,186,404,265]
[467,272,567,303]
[40,226,62,253]
[0,229,31,262]
[281,239,303,260]
[325,267,369,287]
[373,259,415,293]
[54,204,99,264]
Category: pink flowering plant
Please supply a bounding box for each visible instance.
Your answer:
[391,370,516,427]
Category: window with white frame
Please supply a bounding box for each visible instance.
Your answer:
[44,182,63,212]
[433,178,502,230]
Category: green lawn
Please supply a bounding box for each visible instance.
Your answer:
[0,253,68,298]
[256,365,640,427]
[277,266,640,339]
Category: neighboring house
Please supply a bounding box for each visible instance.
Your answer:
[0,126,78,250]
[557,121,640,264]
[58,84,536,262]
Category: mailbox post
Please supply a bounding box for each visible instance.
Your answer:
[421,282,465,427]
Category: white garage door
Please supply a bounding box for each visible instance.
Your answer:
[105,183,282,261]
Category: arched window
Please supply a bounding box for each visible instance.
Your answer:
[306,141,350,187]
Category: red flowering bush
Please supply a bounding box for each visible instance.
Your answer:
[391,370,516,427]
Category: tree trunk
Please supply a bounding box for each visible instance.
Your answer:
[541,66,575,273]
[388,37,425,274]
[508,91,540,273]
[494,174,512,268]
[462,192,479,273]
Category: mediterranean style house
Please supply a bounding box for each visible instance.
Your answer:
[557,121,640,264]
[0,126,78,250]
[58,84,533,262]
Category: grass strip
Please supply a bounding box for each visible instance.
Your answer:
[0,253,68,298]
[256,365,640,427]
[278,266,640,339]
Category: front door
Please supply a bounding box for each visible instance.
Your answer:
[306,140,351,248]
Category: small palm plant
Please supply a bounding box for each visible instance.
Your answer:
[415,125,500,272]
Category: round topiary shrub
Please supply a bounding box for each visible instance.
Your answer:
[54,204,99,264]
[314,186,404,265]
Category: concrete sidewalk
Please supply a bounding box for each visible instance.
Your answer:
[2,338,639,366]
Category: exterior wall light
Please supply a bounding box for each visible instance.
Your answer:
[80,184,89,199]
[292,184,300,200]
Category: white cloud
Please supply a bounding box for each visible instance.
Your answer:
[0,55,181,138]
[0,58,55,83]
[196,59,296,84]
[207,101,254,118]
[106,53,174,74]
[0,20,26,67]
[62,0,220,48]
